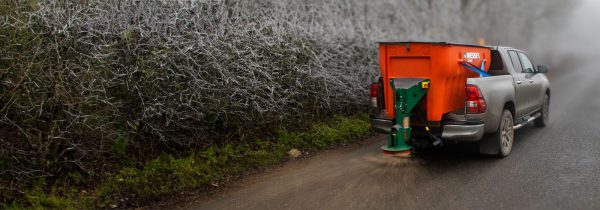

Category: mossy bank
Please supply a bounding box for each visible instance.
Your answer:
[3,115,371,209]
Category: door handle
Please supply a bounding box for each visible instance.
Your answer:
[528,79,534,83]
[516,80,522,84]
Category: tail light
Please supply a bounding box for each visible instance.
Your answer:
[370,83,380,108]
[466,84,486,114]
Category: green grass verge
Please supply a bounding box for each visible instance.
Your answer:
[4,115,371,209]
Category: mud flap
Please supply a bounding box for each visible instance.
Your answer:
[478,134,500,155]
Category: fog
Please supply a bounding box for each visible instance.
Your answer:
[530,0,600,70]
[557,0,600,52]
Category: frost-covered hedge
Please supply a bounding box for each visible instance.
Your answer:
[0,0,570,193]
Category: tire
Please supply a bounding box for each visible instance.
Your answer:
[480,109,514,157]
[478,109,515,158]
[497,110,514,157]
[534,94,549,127]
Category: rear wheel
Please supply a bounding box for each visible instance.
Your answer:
[480,109,514,157]
[498,110,514,157]
[534,94,549,127]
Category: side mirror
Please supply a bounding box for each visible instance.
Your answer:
[537,65,549,74]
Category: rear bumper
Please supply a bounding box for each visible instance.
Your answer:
[370,117,485,141]
[441,124,484,141]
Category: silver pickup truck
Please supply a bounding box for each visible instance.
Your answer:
[371,46,550,157]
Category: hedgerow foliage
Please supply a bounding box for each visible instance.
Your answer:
[0,0,571,201]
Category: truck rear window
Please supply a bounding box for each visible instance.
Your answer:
[488,50,509,75]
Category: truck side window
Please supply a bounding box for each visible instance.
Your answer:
[518,52,535,73]
[488,50,508,75]
[508,51,523,73]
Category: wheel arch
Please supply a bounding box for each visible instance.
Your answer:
[504,101,516,121]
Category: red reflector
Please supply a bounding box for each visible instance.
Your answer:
[370,83,380,98]
[466,85,486,114]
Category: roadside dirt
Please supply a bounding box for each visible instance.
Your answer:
[141,134,385,210]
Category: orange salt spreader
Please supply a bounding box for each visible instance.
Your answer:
[375,42,491,155]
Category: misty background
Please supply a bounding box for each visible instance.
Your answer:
[531,0,599,71]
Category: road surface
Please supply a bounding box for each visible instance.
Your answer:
[186,64,600,210]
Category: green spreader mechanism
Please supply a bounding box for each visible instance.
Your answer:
[381,78,430,154]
